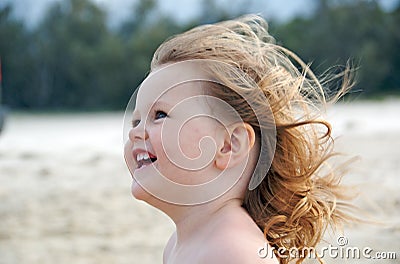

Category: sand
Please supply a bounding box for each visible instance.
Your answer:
[0,100,399,263]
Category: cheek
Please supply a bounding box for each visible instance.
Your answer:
[151,121,203,168]
[149,125,182,172]
[178,126,203,158]
[153,119,216,175]
[148,127,163,157]
[178,119,217,165]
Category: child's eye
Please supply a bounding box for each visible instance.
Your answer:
[132,119,140,127]
[155,110,167,120]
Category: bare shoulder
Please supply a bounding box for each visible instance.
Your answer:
[163,232,177,262]
[198,224,278,264]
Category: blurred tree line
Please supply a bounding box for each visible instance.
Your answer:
[0,0,399,110]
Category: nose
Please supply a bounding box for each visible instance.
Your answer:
[128,121,148,142]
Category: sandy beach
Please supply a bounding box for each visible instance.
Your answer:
[0,100,399,263]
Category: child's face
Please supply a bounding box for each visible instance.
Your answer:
[124,62,236,205]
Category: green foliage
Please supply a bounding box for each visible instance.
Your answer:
[0,0,399,110]
[0,4,34,107]
[273,0,400,97]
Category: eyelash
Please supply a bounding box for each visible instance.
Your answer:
[131,119,140,128]
[131,110,168,128]
[154,110,168,120]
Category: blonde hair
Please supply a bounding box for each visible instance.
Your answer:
[151,15,355,263]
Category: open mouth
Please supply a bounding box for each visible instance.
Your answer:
[136,152,157,169]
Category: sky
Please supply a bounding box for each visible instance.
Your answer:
[1,0,398,28]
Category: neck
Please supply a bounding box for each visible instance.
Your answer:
[166,197,243,245]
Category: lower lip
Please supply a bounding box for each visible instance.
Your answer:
[134,161,157,173]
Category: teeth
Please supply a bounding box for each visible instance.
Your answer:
[136,152,150,162]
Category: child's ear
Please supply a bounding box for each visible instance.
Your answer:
[215,123,256,170]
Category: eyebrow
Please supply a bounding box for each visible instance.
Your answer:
[151,100,172,109]
[132,100,173,118]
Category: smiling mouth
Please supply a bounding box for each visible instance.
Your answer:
[136,153,157,169]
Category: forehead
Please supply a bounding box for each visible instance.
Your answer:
[135,61,211,110]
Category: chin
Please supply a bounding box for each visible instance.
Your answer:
[131,180,151,201]
[131,180,173,214]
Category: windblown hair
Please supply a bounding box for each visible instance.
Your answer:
[151,15,355,263]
